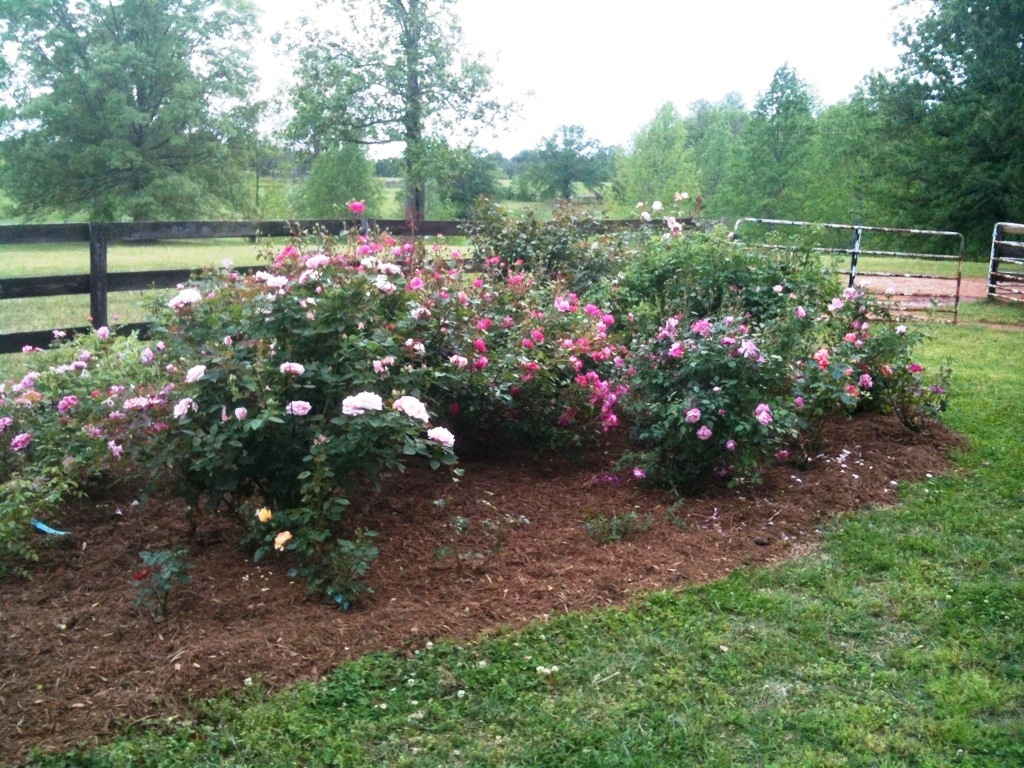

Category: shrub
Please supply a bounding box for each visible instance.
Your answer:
[0,220,954,591]
[612,225,951,491]
[392,256,627,452]
[621,314,797,493]
[602,223,838,345]
[464,198,630,295]
[144,227,624,600]
[789,287,952,448]
[0,329,177,573]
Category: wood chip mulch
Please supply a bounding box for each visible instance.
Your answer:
[0,412,964,764]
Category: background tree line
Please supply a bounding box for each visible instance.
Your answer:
[0,0,1019,256]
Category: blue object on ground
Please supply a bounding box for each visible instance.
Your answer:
[30,518,70,536]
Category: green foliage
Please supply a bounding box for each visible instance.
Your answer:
[0,0,262,221]
[271,526,378,611]
[0,330,173,574]
[612,225,943,492]
[622,314,799,492]
[432,501,528,575]
[283,0,509,220]
[604,224,836,340]
[0,468,77,578]
[717,64,818,220]
[422,143,502,218]
[683,93,747,214]
[787,289,950,458]
[864,0,1024,251]
[610,102,700,214]
[464,198,629,295]
[132,548,193,621]
[583,509,653,545]
[296,144,383,219]
[799,101,875,225]
[136,226,626,597]
[520,125,613,201]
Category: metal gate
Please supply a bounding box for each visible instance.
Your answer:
[989,222,1024,303]
[732,218,965,323]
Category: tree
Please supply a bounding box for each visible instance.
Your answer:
[0,0,262,221]
[799,101,872,225]
[683,93,748,215]
[284,0,509,222]
[422,143,502,218]
[297,144,383,219]
[611,103,700,213]
[865,0,1024,251]
[522,125,612,201]
[718,65,817,220]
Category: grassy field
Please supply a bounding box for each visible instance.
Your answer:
[0,239,269,335]
[0,239,264,279]
[20,312,1024,766]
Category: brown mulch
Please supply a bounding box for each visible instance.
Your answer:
[0,413,965,764]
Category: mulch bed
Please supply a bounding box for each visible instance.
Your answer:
[0,412,965,764]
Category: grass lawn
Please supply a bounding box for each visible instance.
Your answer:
[22,312,1024,766]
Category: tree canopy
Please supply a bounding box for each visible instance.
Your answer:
[521,125,612,201]
[719,65,818,220]
[611,103,700,213]
[297,144,383,219]
[284,0,509,221]
[861,0,1024,249]
[0,0,262,221]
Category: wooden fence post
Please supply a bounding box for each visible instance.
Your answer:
[89,223,108,329]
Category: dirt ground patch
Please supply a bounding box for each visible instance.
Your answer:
[862,274,987,305]
[0,413,964,764]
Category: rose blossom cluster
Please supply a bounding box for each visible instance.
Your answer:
[340,391,454,449]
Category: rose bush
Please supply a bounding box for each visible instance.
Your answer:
[0,329,179,574]
[621,314,798,492]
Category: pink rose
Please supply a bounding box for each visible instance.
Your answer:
[393,395,430,424]
[427,426,455,449]
[285,400,312,416]
[342,392,383,416]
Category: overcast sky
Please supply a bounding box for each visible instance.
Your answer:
[257,0,924,156]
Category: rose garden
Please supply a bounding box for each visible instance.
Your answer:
[0,201,965,762]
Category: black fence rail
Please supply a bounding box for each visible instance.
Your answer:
[0,219,469,354]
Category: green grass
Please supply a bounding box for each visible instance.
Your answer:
[0,240,268,335]
[856,255,989,280]
[0,239,264,278]
[954,298,1024,325]
[22,320,1024,766]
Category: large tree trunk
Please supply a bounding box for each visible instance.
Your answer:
[398,0,426,223]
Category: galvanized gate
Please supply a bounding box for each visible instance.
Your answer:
[989,222,1024,303]
[732,218,965,323]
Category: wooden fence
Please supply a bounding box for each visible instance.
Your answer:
[0,219,469,354]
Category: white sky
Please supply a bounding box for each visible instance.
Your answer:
[256,0,922,156]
